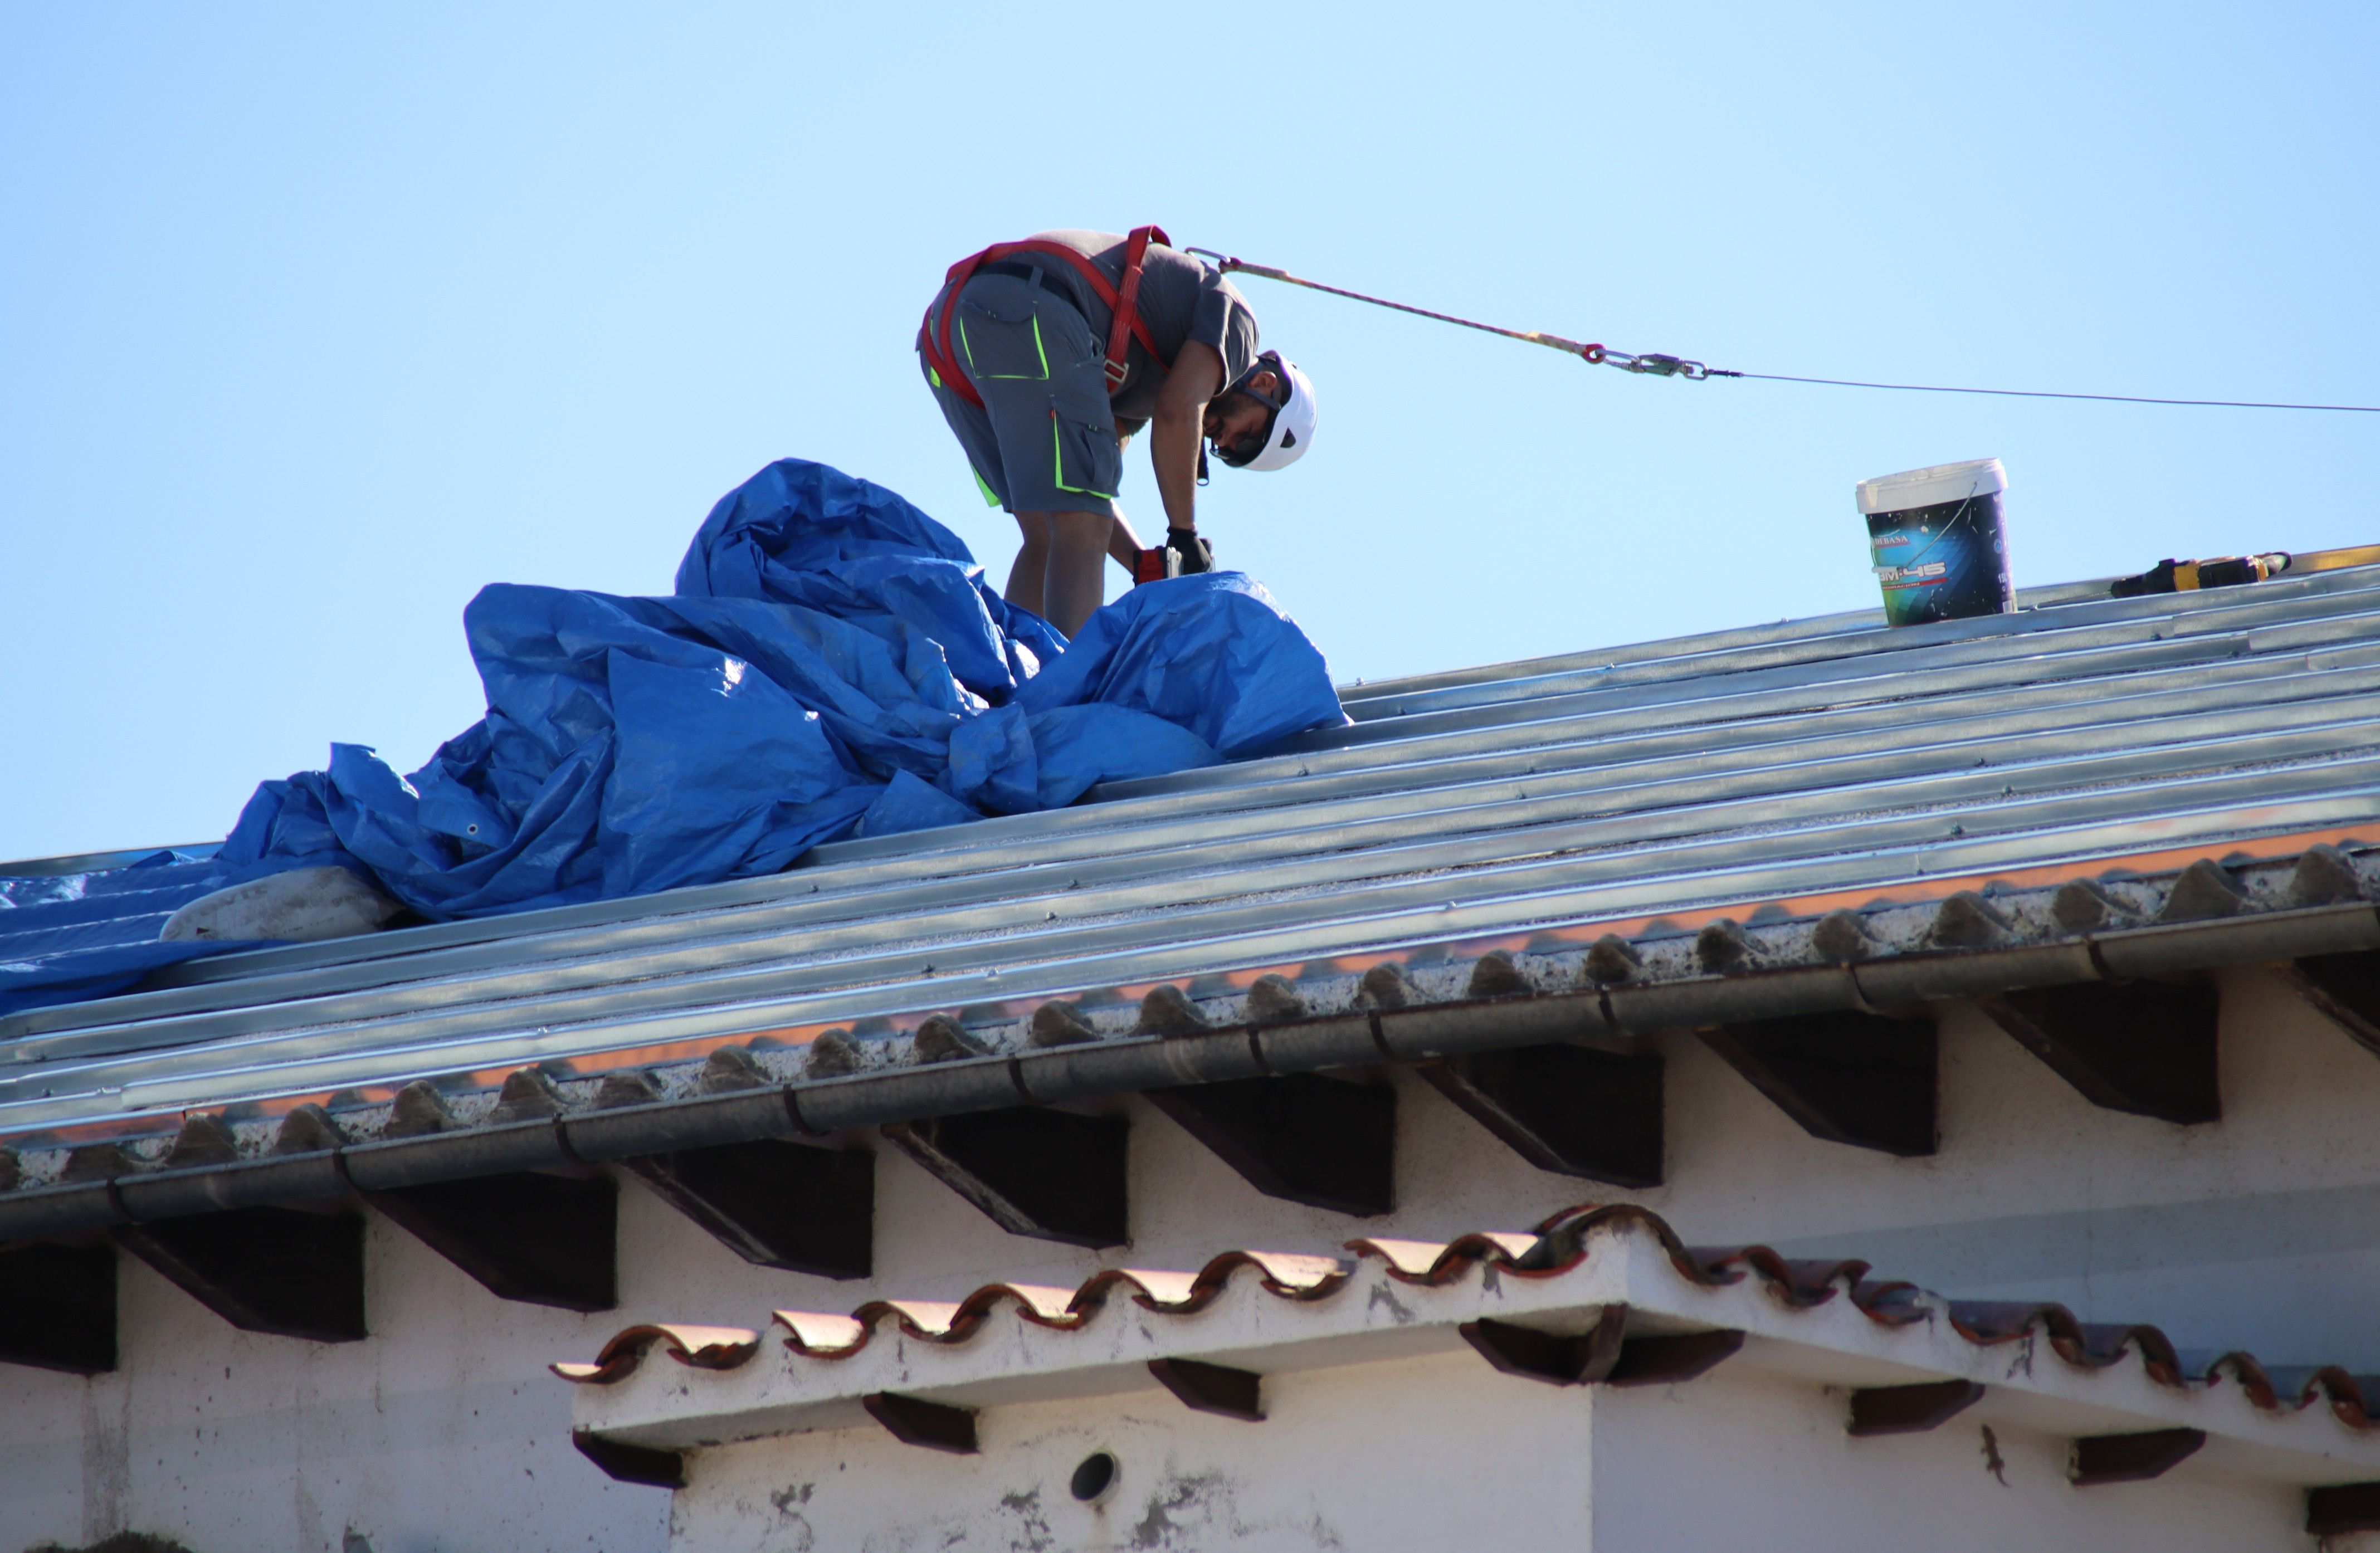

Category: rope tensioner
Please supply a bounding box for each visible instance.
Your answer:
[1187,248,1719,382]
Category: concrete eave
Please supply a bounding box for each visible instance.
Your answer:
[564,1213,2380,1488]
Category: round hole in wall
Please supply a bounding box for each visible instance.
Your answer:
[1070,1449,1119,1505]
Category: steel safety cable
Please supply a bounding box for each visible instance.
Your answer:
[1186,248,2380,415]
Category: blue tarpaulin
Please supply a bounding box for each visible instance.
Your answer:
[0,852,244,1014]
[0,460,1345,1013]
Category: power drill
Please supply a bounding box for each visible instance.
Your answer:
[1131,529,1215,585]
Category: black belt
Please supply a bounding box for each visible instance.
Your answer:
[978,260,1085,314]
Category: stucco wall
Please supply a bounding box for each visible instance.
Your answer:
[0,1210,666,1553]
[1590,1363,2304,1553]
[665,1351,2306,1553]
[675,1350,1591,1552]
[7,963,2379,1550]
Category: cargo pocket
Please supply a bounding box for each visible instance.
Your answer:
[956,291,1052,382]
[1050,404,1122,501]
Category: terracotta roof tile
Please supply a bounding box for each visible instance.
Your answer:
[550,1323,761,1384]
[556,1201,2379,1430]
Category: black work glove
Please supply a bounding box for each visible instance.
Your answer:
[1165,527,1215,575]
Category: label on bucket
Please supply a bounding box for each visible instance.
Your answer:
[1865,491,2011,627]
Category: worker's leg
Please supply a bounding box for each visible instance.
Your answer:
[921,327,1014,539]
[1006,512,1051,619]
[940,272,1127,633]
[1035,510,1113,637]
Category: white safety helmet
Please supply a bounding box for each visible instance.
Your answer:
[1213,351,1317,472]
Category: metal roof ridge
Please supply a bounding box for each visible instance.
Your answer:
[1336,563,2380,704]
[1333,573,2380,725]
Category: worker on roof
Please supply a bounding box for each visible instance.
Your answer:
[919,226,1318,637]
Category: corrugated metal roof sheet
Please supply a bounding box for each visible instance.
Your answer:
[7,565,2380,1145]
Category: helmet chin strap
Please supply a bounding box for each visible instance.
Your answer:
[1229,363,1289,413]
[1214,393,1282,467]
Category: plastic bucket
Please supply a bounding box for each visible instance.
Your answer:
[1856,458,2011,627]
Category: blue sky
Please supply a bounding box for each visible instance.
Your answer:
[3,3,2374,861]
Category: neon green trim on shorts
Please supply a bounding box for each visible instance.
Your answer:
[958,315,1050,380]
[1052,412,1118,501]
[973,467,1001,507]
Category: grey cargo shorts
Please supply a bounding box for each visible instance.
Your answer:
[921,270,1124,520]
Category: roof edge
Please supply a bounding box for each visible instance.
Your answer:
[6,896,2373,1246]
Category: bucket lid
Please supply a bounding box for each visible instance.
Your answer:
[1857,457,2006,515]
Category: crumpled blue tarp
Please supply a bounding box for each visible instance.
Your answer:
[0,851,253,1015]
[0,459,1344,1017]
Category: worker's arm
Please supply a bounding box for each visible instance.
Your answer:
[1104,426,1147,571]
[1106,512,1144,569]
[1150,341,1225,534]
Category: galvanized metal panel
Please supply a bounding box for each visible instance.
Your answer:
[6,566,2380,1137]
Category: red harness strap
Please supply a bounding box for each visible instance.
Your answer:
[921,226,1174,409]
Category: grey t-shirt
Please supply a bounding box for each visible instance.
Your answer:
[1023,230,1261,433]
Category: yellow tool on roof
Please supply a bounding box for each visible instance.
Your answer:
[2111,543,2380,597]
[2293,543,2380,573]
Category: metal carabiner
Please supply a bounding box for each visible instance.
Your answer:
[1612,353,1713,379]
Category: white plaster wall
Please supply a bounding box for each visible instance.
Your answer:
[9,962,2380,1550]
[1591,1363,2304,1553]
[611,967,2380,1369]
[669,1349,1589,1553]
[0,1212,668,1553]
[1684,967,2380,1364]
[664,1349,2308,1553]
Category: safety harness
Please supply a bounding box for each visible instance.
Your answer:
[920,226,1174,408]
